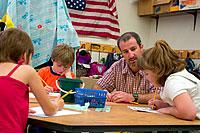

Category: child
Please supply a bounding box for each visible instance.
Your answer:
[0,28,64,132]
[137,39,200,120]
[38,44,75,93]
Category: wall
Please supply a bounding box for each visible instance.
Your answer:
[148,13,200,49]
[148,12,200,66]
[79,0,151,62]
[79,0,200,66]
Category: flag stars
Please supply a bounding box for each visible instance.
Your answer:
[66,0,86,11]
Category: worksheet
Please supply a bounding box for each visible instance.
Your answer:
[128,106,159,113]
[29,106,82,117]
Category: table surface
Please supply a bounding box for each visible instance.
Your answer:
[28,102,200,132]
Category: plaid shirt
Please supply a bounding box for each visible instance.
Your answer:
[97,58,153,94]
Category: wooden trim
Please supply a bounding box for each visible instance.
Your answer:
[80,42,200,59]
[80,41,121,54]
[175,50,200,59]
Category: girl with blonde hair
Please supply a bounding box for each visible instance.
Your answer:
[137,40,200,120]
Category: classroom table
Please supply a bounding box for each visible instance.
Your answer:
[28,102,200,132]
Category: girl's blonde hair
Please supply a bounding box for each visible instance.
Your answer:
[137,40,185,86]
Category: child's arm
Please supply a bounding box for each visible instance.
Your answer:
[27,66,64,116]
[158,92,196,120]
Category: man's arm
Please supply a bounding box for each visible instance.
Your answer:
[93,84,159,104]
[93,84,160,104]
[138,93,154,104]
[138,92,161,104]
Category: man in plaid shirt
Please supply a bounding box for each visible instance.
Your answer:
[93,32,157,103]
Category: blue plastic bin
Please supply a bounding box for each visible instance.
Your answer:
[74,88,107,108]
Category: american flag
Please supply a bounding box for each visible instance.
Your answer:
[66,0,120,40]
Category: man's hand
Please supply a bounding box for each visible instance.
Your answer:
[109,91,133,103]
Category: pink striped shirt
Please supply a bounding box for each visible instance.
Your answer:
[97,58,153,94]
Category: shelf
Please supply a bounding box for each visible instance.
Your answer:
[150,9,200,32]
[138,0,200,32]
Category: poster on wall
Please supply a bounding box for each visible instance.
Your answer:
[179,0,200,10]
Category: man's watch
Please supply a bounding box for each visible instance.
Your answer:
[133,92,139,102]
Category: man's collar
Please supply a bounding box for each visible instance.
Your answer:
[50,66,61,76]
[122,59,144,77]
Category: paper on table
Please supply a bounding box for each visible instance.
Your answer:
[29,93,60,98]
[128,106,159,113]
[29,93,60,103]
[29,106,82,117]
[64,102,90,111]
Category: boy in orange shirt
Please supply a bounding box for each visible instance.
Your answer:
[38,44,75,93]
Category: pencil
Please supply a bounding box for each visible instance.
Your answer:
[39,77,48,86]
[152,87,158,109]
[61,90,73,99]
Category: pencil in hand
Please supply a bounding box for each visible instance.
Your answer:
[39,77,53,93]
[152,87,158,109]
[39,77,48,86]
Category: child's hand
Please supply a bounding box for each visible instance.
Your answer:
[148,99,169,110]
[44,85,53,93]
[148,98,158,109]
[65,69,73,78]
[53,96,64,111]
[56,98,64,111]
[29,108,36,114]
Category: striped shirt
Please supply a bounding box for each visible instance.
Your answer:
[97,58,153,94]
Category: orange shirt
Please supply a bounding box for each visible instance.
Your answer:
[38,66,75,92]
